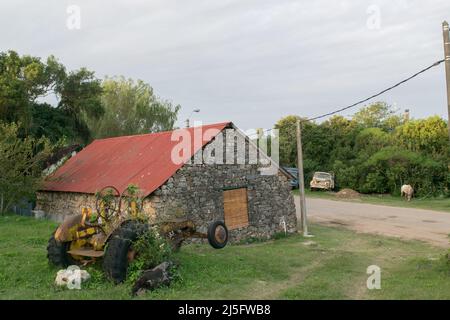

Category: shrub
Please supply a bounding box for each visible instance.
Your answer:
[360,147,447,196]
[0,122,51,214]
[127,226,173,283]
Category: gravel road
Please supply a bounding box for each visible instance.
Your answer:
[294,196,450,248]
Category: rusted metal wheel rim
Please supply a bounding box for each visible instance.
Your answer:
[214,225,227,244]
[127,248,137,262]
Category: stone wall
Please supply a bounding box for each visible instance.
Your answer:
[35,191,157,222]
[149,163,297,243]
[36,191,96,218]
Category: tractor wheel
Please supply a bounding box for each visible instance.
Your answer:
[47,233,78,267]
[207,221,228,249]
[102,221,148,284]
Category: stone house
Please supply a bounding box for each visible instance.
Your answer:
[36,122,298,242]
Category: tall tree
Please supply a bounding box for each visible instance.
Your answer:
[0,50,103,142]
[55,68,103,142]
[274,115,301,168]
[88,76,180,138]
[352,102,401,130]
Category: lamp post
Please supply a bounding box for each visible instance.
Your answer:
[186,109,200,128]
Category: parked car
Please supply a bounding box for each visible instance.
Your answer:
[310,172,335,191]
[283,167,299,189]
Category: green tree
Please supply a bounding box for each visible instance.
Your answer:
[275,102,449,197]
[394,116,449,157]
[29,103,79,144]
[0,122,52,214]
[88,76,180,138]
[0,50,103,142]
[355,128,391,157]
[352,102,400,129]
[55,68,103,142]
[275,115,301,167]
[275,115,334,183]
[323,115,360,163]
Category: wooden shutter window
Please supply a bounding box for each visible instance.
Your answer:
[223,188,249,230]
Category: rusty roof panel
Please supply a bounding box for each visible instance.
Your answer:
[42,122,231,196]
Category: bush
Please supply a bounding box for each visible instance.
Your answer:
[0,122,51,214]
[276,107,449,198]
[360,147,447,196]
[127,226,173,283]
[360,172,387,194]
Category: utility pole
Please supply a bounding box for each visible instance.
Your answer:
[443,21,450,142]
[296,120,309,236]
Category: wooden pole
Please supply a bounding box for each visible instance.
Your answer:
[296,120,308,236]
[443,21,450,143]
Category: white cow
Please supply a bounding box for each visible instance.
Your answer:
[401,185,414,202]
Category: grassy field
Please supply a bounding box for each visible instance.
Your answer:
[0,215,449,300]
[294,189,450,213]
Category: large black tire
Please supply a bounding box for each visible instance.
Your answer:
[207,221,228,249]
[47,233,78,267]
[102,221,148,284]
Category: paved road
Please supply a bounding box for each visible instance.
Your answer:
[294,196,450,248]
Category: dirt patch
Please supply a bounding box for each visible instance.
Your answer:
[335,189,361,199]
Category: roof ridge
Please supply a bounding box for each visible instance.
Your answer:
[92,122,232,142]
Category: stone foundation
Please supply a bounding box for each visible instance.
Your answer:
[36,192,96,217]
[35,191,157,221]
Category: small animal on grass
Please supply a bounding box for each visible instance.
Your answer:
[132,261,173,296]
[401,184,414,202]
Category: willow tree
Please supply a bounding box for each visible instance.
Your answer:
[88,77,180,138]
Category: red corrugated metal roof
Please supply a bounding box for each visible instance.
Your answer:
[42,122,231,196]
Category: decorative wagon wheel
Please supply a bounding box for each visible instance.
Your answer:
[95,186,121,222]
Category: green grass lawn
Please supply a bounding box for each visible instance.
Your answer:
[0,215,449,300]
[294,189,450,213]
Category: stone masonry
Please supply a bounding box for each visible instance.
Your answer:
[36,127,298,242]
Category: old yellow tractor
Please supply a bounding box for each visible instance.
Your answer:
[47,186,228,283]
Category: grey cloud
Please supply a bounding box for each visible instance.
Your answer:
[1,0,449,130]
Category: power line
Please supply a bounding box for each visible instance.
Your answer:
[247,59,445,137]
[306,59,445,122]
[247,128,273,138]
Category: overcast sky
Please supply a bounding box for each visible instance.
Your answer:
[2,0,450,130]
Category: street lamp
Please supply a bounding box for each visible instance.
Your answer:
[186,109,200,128]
